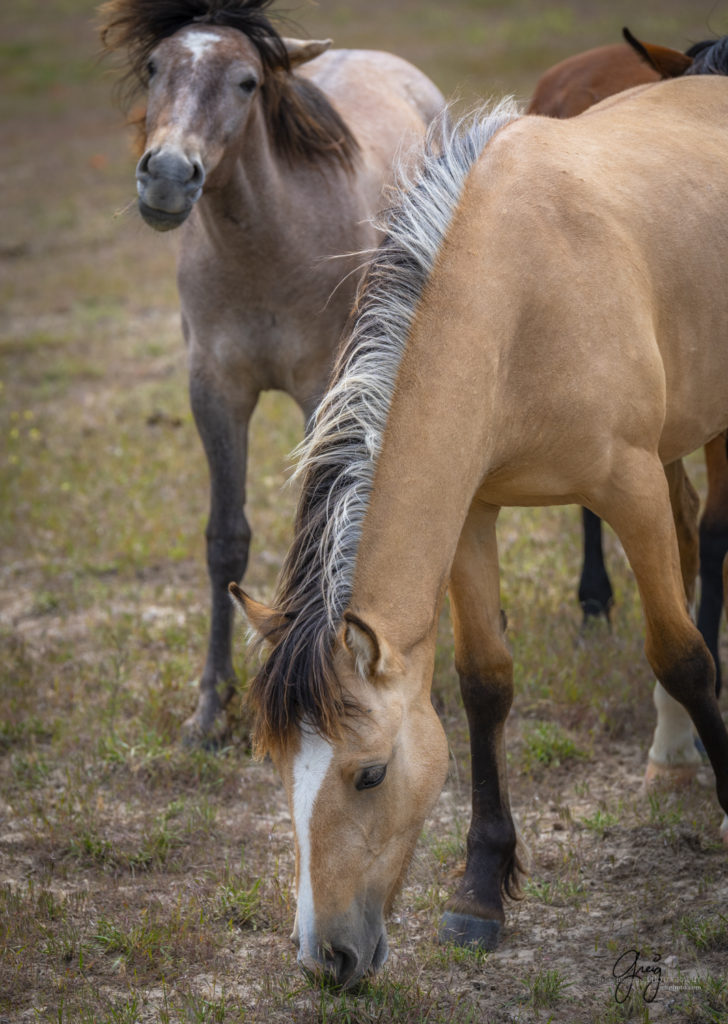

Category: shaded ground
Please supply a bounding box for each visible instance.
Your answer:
[2,1,728,1022]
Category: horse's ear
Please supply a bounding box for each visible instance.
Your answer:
[229,583,290,645]
[280,37,333,68]
[341,611,399,680]
[622,27,693,79]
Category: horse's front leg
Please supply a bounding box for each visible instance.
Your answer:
[439,500,521,951]
[183,368,257,744]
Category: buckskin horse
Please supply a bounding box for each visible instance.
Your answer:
[99,0,445,741]
[528,29,728,787]
[234,77,728,986]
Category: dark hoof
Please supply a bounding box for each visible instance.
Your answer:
[438,912,501,950]
[580,599,612,627]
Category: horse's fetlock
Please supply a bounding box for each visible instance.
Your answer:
[655,640,715,708]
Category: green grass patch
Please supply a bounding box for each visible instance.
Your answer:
[579,807,621,837]
[677,913,728,953]
[521,719,589,772]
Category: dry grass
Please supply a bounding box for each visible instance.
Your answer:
[2,0,728,1021]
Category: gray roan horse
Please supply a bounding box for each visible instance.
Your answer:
[100,0,445,741]
[234,77,728,987]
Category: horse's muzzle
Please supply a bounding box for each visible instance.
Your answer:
[295,928,388,989]
[135,147,205,232]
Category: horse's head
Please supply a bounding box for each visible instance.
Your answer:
[233,588,449,988]
[134,25,330,231]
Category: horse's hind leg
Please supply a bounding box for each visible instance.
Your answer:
[646,460,703,786]
[183,373,258,744]
[439,500,519,951]
[597,453,728,824]
[697,432,728,697]
[578,508,614,624]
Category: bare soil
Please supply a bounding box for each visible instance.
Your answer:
[2,2,727,1022]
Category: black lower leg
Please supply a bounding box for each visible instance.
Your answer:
[697,520,728,697]
[441,672,519,949]
[579,508,613,622]
[657,638,728,815]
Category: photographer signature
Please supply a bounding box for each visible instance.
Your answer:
[613,949,662,1003]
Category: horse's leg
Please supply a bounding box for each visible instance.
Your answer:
[646,461,702,786]
[597,454,728,827]
[182,374,258,744]
[439,500,520,951]
[578,508,613,624]
[697,432,728,697]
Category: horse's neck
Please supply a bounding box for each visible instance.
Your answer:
[349,313,496,653]
[198,106,291,237]
[198,103,352,247]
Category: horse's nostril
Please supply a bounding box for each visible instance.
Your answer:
[298,944,359,988]
[189,159,204,186]
[333,947,357,986]
[136,149,153,176]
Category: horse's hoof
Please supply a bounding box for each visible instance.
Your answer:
[438,912,501,950]
[643,758,698,792]
[580,598,612,623]
[720,815,728,849]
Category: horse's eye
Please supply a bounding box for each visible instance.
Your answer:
[146,59,157,79]
[239,76,258,94]
[356,765,387,791]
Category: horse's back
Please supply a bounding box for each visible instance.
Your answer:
[451,77,728,470]
[300,48,445,174]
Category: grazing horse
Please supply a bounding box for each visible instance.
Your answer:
[234,77,728,986]
[528,30,728,784]
[99,0,445,741]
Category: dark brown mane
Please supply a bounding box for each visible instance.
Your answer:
[98,0,360,171]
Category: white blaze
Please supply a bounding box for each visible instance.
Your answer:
[292,727,334,958]
[182,31,223,64]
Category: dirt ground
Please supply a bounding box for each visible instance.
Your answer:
[2,1,728,1022]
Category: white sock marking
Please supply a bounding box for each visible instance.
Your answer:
[648,681,701,766]
[292,727,334,959]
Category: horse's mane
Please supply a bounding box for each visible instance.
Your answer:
[98,0,359,172]
[685,36,728,76]
[246,100,522,756]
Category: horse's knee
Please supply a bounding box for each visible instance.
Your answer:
[456,645,514,723]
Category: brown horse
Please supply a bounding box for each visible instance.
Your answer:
[99,0,445,741]
[235,76,728,986]
[526,29,695,118]
[528,29,728,784]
